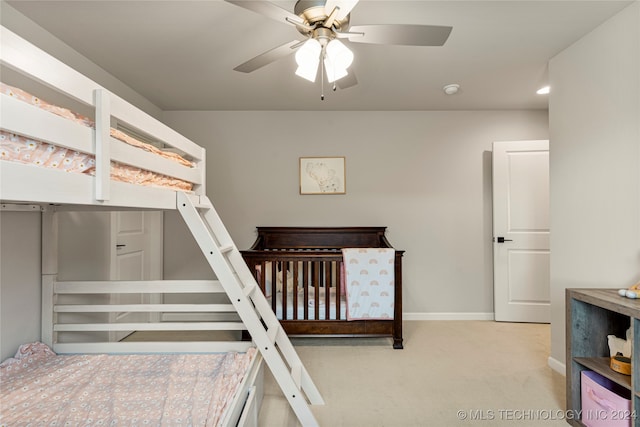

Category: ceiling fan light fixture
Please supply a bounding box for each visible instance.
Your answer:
[324,57,349,83]
[325,39,354,70]
[296,62,319,82]
[295,38,322,82]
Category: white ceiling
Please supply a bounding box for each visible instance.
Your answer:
[6,0,633,111]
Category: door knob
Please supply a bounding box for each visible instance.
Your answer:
[495,237,513,243]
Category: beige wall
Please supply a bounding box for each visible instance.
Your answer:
[0,211,41,361]
[549,1,640,370]
[163,110,549,316]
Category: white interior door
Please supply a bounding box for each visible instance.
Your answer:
[493,140,550,323]
[109,211,162,341]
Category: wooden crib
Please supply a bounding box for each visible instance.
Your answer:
[241,227,404,349]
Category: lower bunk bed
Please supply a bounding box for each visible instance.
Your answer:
[241,227,405,349]
[1,342,262,426]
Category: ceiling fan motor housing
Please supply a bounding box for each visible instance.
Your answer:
[294,0,350,34]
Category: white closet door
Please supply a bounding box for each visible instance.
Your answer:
[109,211,162,341]
[493,140,550,323]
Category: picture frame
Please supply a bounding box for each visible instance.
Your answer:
[299,156,346,195]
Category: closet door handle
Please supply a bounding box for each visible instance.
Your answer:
[495,237,513,243]
[116,244,126,249]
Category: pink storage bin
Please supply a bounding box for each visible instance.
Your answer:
[581,370,631,427]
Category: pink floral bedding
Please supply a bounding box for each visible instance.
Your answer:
[0,342,257,426]
[0,82,194,191]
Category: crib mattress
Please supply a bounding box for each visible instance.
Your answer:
[0,82,194,192]
[269,287,347,320]
[0,342,256,426]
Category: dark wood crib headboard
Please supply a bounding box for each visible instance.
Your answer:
[246,226,398,251]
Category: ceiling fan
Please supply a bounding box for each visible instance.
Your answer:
[226,0,452,92]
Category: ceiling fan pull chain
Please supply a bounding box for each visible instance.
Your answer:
[320,53,325,100]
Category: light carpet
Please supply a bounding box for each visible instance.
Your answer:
[259,320,565,427]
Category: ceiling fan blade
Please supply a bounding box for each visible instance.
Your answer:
[324,0,360,21]
[225,0,303,26]
[336,70,358,89]
[234,40,300,73]
[347,24,452,46]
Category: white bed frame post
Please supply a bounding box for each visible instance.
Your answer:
[94,89,111,202]
[41,208,58,347]
[177,193,324,427]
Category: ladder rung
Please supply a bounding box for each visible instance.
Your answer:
[291,364,302,388]
[219,244,234,254]
[268,325,279,344]
[197,200,213,209]
[244,283,257,297]
[265,317,280,342]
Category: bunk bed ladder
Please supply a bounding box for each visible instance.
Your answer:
[177,192,323,427]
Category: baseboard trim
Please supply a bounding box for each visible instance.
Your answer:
[548,356,566,376]
[403,312,495,321]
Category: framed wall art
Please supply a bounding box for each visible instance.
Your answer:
[299,157,346,195]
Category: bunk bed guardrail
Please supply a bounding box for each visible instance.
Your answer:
[1,25,206,209]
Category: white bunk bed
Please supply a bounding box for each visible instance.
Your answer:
[0,25,323,427]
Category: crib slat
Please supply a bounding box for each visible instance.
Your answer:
[324,262,331,320]
[270,261,278,313]
[281,264,288,319]
[337,260,343,320]
[313,262,320,321]
[293,261,299,320]
[303,262,310,320]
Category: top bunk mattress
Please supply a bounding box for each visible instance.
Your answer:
[1,82,194,192]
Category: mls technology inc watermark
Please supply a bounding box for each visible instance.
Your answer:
[456,409,637,422]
